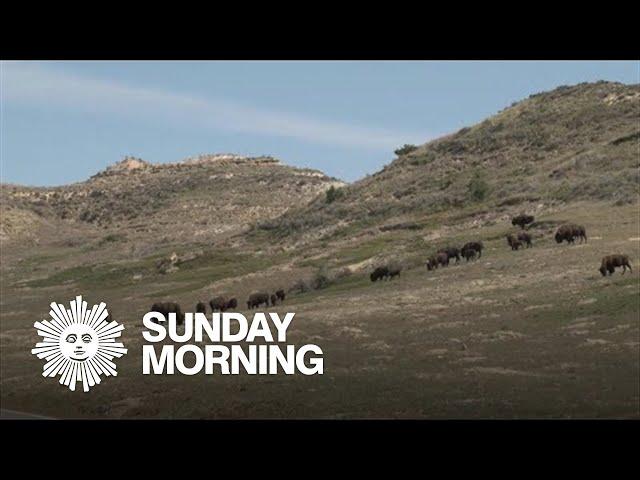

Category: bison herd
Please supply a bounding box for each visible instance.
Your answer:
[425,242,483,271]
[209,296,238,312]
[149,289,286,324]
[149,213,633,319]
[370,214,632,282]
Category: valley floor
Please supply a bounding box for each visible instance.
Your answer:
[1,202,639,418]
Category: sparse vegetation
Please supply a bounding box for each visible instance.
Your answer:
[1,155,342,240]
[407,151,436,166]
[379,222,422,232]
[98,233,127,245]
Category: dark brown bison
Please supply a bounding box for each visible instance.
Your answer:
[599,254,632,276]
[461,248,476,261]
[247,292,270,309]
[275,289,286,302]
[196,302,207,314]
[225,298,238,310]
[555,224,587,244]
[150,302,184,325]
[427,252,449,270]
[462,241,483,260]
[438,247,460,263]
[517,232,533,248]
[209,296,228,312]
[506,234,523,251]
[270,294,278,306]
[370,266,389,281]
[387,265,402,279]
[370,265,402,281]
[512,214,534,229]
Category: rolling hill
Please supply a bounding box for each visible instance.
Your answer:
[254,81,639,248]
[1,153,343,249]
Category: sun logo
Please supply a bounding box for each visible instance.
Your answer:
[31,295,128,392]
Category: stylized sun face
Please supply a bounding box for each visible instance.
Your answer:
[32,295,127,392]
[60,323,99,361]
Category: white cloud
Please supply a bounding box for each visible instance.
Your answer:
[1,62,427,150]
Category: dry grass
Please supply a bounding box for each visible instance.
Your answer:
[1,201,638,418]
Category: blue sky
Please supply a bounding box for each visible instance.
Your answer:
[1,61,638,186]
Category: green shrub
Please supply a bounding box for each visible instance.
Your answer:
[325,185,344,204]
[289,265,334,294]
[394,144,418,156]
[102,233,125,243]
[408,151,436,166]
[289,279,310,294]
[311,265,331,290]
[467,171,490,202]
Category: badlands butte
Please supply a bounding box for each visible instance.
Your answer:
[1,81,639,418]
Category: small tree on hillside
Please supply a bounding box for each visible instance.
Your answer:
[311,265,331,290]
[325,185,344,204]
[394,144,418,156]
[467,171,490,202]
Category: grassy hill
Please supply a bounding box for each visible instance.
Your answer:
[254,81,639,247]
[0,153,344,282]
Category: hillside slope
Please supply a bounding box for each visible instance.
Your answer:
[256,81,639,246]
[1,154,344,247]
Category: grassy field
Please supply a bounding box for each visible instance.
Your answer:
[1,201,638,418]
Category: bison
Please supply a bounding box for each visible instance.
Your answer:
[196,302,207,314]
[512,214,534,229]
[209,296,228,312]
[225,298,238,310]
[247,292,270,309]
[517,231,533,248]
[427,252,449,270]
[439,246,460,263]
[461,247,476,261]
[275,289,286,302]
[506,234,523,251]
[387,265,402,279]
[150,302,184,325]
[461,242,482,262]
[599,254,632,276]
[555,224,587,244]
[270,294,278,306]
[462,241,483,260]
[370,266,389,282]
[370,265,402,281]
